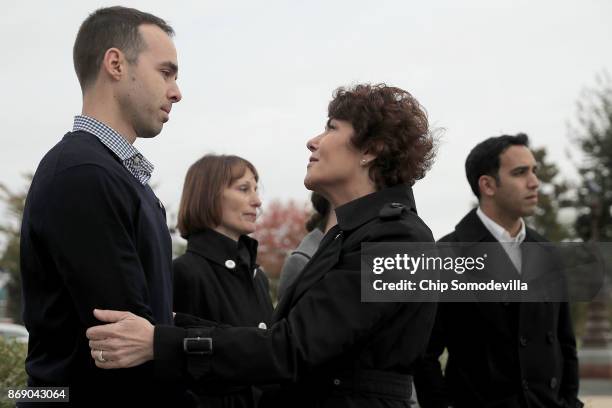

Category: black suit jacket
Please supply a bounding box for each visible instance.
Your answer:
[157,185,438,408]
[414,209,582,408]
[19,131,181,406]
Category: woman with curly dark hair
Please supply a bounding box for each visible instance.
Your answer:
[87,83,438,408]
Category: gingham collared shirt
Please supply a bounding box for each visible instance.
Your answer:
[72,115,154,185]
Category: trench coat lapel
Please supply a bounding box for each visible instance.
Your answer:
[274,185,418,320]
[273,226,342,320]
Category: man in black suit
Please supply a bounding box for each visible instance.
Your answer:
[414,134,583,408]
[19,6,183,406]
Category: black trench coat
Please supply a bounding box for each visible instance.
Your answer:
[173,228,274,407]
[157,185,438,408]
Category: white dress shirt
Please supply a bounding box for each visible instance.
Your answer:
[476,207,526,274]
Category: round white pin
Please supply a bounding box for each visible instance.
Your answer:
[258,322,267,330]
[225,260,236,269]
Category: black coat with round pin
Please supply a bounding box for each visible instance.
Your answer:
[173,227,274,407]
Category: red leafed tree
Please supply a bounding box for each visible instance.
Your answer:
[253,199,310,281]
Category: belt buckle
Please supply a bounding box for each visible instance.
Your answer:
[183,337,213,355]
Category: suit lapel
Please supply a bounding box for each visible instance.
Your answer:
[454,210,520,315]
[455,209,521,278]
[454,211,556,334]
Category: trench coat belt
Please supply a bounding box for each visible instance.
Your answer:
[326,369,413,400]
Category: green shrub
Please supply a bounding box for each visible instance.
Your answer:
[0,337,27,408]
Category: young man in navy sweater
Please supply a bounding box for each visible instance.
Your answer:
[20,6,183,406]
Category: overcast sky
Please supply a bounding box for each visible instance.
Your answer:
[1,0,611,239]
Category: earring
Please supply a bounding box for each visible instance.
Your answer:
[361,159,367,166]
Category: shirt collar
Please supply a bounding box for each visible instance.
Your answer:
[476,206,526,244]
[72,115,154,184]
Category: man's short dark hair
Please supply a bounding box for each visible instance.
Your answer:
[73,6,174,91]
[465,133,530,199]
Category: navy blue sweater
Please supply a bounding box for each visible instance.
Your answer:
[20,131,178,405]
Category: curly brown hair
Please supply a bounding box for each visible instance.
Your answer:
[328,83,435,188]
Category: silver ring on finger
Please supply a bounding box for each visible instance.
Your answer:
[97,349,107,363]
